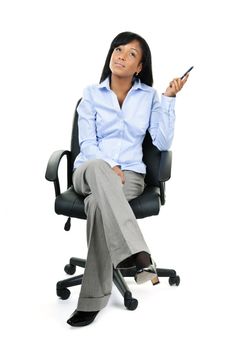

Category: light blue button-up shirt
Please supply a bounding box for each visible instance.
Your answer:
[73,77,176,174]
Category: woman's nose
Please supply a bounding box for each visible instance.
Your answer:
[118,52,126,61]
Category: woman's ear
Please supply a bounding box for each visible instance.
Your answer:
[136,62,143,75]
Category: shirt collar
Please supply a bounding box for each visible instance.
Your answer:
[97,76,151,92]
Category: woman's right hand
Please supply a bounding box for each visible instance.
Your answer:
[112,165,125,184]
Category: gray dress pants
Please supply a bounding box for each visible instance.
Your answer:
[72,159,151,311]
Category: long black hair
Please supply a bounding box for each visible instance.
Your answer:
[99,31,153,86]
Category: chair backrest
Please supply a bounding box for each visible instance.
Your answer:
[70,99,82,167]
[70,99,162,187]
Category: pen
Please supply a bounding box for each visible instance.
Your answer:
[180,66,194,79]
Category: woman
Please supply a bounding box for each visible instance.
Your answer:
[67,31,189,327]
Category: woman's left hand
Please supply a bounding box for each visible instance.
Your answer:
[163,74,189,97]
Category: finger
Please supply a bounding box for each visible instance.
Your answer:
[172,79,179,92]
[176,78,183,89]
[170,77,180,90]
[182,73,189,84]
[117,172,124,184]
[176,78,185,91]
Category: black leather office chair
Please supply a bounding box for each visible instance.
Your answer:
[45,99,180,311]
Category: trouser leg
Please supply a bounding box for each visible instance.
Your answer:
[72,159,150,311]
[77,194,113,311]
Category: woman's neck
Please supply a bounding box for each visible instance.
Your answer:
[110,74,133,96]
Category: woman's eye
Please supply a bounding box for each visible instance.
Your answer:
[130,52,136,57]
[115,47,121,52]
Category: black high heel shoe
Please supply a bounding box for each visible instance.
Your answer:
[67,309,99,327]
[134,258,160,285]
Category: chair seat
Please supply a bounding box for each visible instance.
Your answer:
[55,185,161,219]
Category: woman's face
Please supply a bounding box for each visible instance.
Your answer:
[109,40,143,79]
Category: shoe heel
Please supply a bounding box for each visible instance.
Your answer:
[151,275,160,286]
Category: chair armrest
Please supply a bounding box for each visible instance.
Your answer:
[45,150,71,197]
[158,151,172,182]
[158,151,172,205]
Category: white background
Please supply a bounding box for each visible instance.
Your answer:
[1,0,232,348]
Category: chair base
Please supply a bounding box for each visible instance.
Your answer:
[56,257,180,310]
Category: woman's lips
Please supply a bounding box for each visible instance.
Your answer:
[114,62,125,68]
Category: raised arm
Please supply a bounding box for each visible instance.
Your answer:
[148,92,176,151]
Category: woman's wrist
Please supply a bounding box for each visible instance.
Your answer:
[163,92,176,98]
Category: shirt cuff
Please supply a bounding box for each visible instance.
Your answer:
[103,158,120,168]
[161,94,176,110]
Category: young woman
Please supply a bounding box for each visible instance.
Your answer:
[67,31,189,327]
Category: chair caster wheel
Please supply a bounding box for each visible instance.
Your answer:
[125,298,138,310]
[124,291,138,310]
[64,264,76,275]
[169,275,180,286]
[57,287,71,300]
